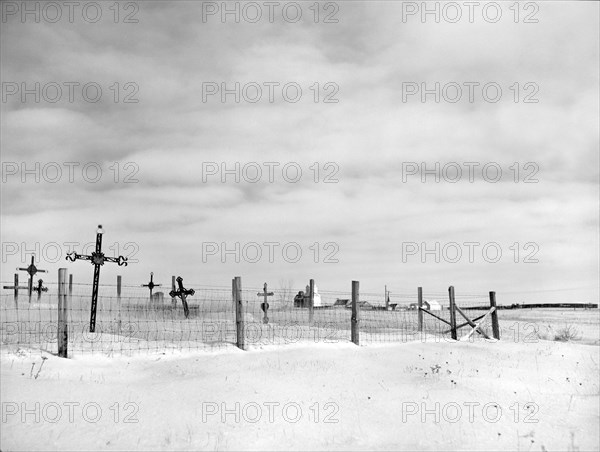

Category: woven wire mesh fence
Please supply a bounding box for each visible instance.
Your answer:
[2,282,237,356]
[239,286,352,347]
[1,281,496,356]
[335,289,495,344]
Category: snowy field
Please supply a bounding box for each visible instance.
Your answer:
[1,336,599,451]
[497,308,600,346]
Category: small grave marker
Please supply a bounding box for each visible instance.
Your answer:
[3,273,28,300]
[257,282,274,324]
[142,272,161,300]
[17,255,47,301]
[169,276,194,318]
[32,279,48,300]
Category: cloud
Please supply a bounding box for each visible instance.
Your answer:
[1,1,598,303]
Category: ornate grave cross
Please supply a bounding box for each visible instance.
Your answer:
[3,273,28,303]
[141,272,161,300]
[32,279,48,300]
[17,255,47,301]
[66,225,128,332]
[169,276,194,318]
[257,282,274,324]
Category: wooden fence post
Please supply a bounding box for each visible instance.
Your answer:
[418,287,423,332]
[448,286,457,340]
[385,285,389,310]
[116,275,122,334]
[14,273,19,307]
[116,275,121,297]
[489,291,500,339]
[68,274,73,296]
[57,268,68,358]
[232,278,235,303]
[234,276,245,350]
[309,279,315,323]
[14,273,21,307]
[171,276,176,307]
[351,280,360,345]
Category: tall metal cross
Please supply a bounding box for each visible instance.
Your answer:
[169,276,194,318]
[257,282,274,324]
[66,225,128,332]
[32,279,48,300]
[142,272,161,300]
[17,255,47,301]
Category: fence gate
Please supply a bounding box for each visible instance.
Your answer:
[417,286,500,340]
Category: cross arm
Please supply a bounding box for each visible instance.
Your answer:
[103,256,128,266]
[169,288,195,298]
[66,252,93,262]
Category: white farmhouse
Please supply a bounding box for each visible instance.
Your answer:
[424,299,442,311]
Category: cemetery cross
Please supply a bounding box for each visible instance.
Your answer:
[257,282,274,324]
[17,255,47,301]
[65,225,128,332]
[32,278,48,300]
[169,276,195,318]
[142,272,161,300]
[3,273,28,304]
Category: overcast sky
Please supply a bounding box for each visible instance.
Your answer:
[1,1,598,304]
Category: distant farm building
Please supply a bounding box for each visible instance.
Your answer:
[409,299,443,311]
[426,300,442,310]
[293,285,324,308]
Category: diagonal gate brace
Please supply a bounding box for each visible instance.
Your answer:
[458,307,496,341]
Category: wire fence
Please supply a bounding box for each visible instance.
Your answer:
[0,281,495,356]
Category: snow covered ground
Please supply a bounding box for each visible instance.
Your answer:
[1,337,599,451]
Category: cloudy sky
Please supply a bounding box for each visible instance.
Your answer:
[1,1,598,304]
